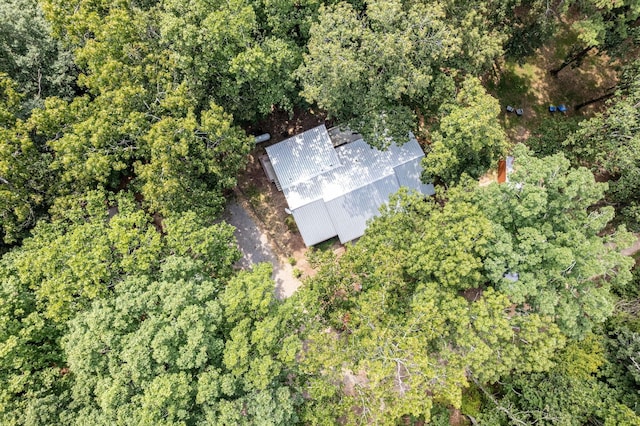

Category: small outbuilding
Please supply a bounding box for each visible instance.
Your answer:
[265,124,434,246]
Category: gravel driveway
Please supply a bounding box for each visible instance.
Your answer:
[222,200,302,299]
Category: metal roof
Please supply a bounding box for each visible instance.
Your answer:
[278,137,426,209]
[265,125,341,190]
[266,126,432,246]
[291,199,338,246]
[325,174,400,244]
[394,159,435,196]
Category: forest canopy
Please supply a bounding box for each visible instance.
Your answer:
[1,0,640,425]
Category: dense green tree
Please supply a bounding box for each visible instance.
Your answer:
[0,77,39,243]
[0,191,242,424]
[423,77,508,184]
[227,37,302,120]
[298,0,460,147]
[526,115,583,158]
[298,0,534,147]
[438,0,561,64]
[0,75,63,245]
[34,1,253,216]
[296,187,565,424]
[41,87,250,216]
[0,0,76,113]
[599,308,640,415]
[6,192,160,322]
[62,260,299,425]
[135,95,252,216]
[157,0,303,120]
[36,1,182,194]
[45,91,147,192]
[296,147,632,423]
[550,0,640,76]
[477,145,634,338]
[476,334,640,425]
[0,268,72,426]
[439,0,509,72]
[563,60,640,229]
[256,0,321,43]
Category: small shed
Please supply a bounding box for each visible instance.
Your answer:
[265,125,434,246]
[497,156,515,184]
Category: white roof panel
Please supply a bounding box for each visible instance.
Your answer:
[283,178,324,210]
[325,175,400,244]
[394,159,435,196]
[279,136,426,209]
[291,199,338,246]
[265,125,341,190]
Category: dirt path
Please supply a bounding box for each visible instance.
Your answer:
[222,199,302,299]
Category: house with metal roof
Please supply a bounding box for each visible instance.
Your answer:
[265,124,434,246]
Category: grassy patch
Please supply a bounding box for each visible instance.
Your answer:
[284,215,298,233]
[489,60,547,140]
[314,237,339,252]
[488,19,617,147]
[292,268,303,278]
[246,186,271,216]
[551,23,581,61]
[244,184,259,200]
[490,62,536,107]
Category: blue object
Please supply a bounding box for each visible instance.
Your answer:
[558,104,567,113]
[549,105,557,112]
[506,105,515,113]
[516,108,523,116]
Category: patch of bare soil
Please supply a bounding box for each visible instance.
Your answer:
[537,45,619,115]
[449,408,468,426]
[491,14,623,145]
[236,107,334,278]
[621,233,640,257]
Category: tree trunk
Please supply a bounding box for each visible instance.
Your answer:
[550,45,596,77]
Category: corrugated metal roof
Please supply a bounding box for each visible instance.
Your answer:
[325,175,400,243]
[265,125,341,190]
[394,159,435,195]
[291,199,338,246]
[266,126,432,246]
[276,137,426,209]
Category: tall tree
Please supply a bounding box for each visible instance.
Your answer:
[0,191,243,424]
[298,0,460,147]
[439,0,509,72]
[296,187,565,424]
[0,75,59,245]
[0,0,77,113]
[34,1,253,216]
[157,0,303,121]
[423,77,508,184]
[476,334,640,425]
[62,260,300,425]
[477,145,634,338]
[135,95,252,217]
[298,0,521,147]
[295,147,632,423]
[549,0,640,76]
[562,60,640,229]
